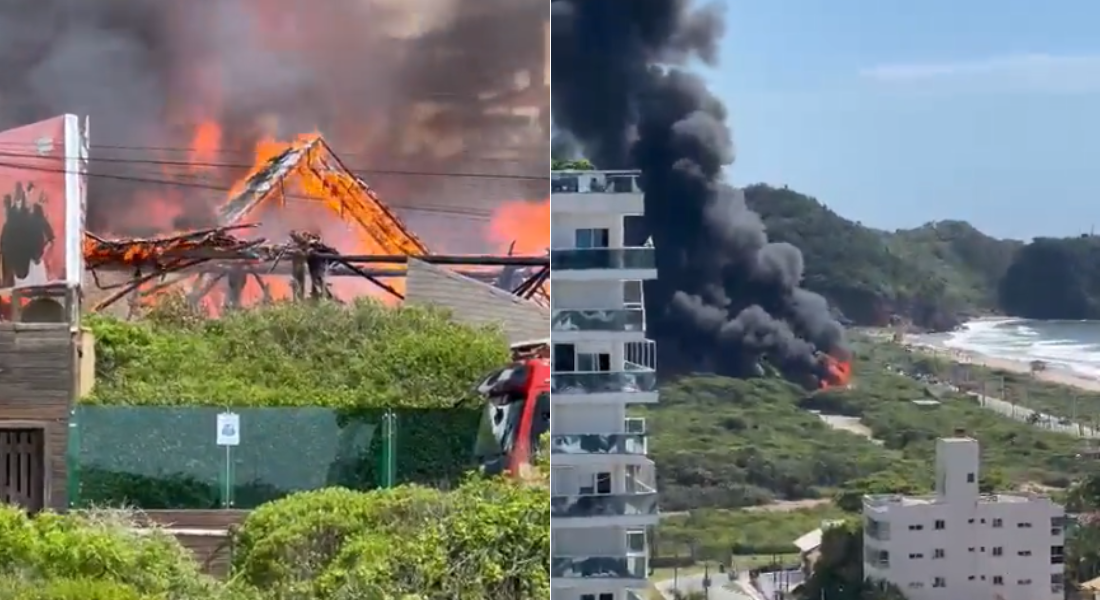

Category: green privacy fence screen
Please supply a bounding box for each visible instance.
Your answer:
[66,406,483,509]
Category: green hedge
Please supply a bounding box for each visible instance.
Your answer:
[86,297,509,408]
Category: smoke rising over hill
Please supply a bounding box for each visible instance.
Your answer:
[551,0,846,383]
[0,0,546,231]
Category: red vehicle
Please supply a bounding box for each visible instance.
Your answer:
[474,338,551,476]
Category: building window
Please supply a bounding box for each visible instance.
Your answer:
[932,577,946,588]
[553,344,576,372]
[933,549,945,559]
[1017,521,1032,528]
[622,280,644,307]
[574,228,610,249]
[992,547,1003,557]
[968,547,975,553]
[577,352,611,372]
[581,595,595,600]
[908,553,924,559]
[968,518,975,524]
[967,472,975,482]
[968,575,975,581]
[1018,550,1032,556]
[1052,545,1065,565]
[908,524,923,531]
[594,472,612,495]
[907,582,924,589]
[599,594,613,600]
[627,531,646,553]
[1018,579,1032,585]
[992,518,1003,528]
[934,519,945,530]
[1052,573,1066,593]
[993,576,1004,585]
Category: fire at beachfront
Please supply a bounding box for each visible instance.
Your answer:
[81,132,550,316]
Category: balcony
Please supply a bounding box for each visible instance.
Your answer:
[551,556,648,581]
[550,370,658,403]
[551,492,659,519]
[551,170,644,215]
[551,433,647,456]
[552,171,642,194]
[552,247,655,270]
[552,309,646,342]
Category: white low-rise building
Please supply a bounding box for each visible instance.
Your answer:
[862,434,1067,600]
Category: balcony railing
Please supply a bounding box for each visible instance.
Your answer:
[551,556,648,580]
[551,492,659,518]
[552,309,645,333]
[551,248,656,270]
[551,171,642,194]
[551,370,657,395]
[551,433,647,455]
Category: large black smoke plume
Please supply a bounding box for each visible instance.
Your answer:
[0,0,547,232]
[551,0,845,383]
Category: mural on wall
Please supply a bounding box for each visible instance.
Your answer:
[0,114,87,293]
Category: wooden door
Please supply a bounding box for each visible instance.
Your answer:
[0,429,44,511]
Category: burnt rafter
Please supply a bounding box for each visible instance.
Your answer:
[82,226,550,312]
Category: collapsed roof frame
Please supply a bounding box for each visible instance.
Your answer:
[83,135,550,313]
[83,225,550,312]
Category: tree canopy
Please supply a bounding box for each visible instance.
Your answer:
[550,158,594,170]
[998,235,1100,319]
[86,296,509,407]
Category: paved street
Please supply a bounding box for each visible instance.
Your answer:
[970,393,1100,438]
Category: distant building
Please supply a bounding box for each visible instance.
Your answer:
[862,435,1067,600]
[550,169,659,600]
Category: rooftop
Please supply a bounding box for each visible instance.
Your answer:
[864,491,1052,509]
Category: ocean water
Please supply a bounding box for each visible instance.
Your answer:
[942,318,1100,379]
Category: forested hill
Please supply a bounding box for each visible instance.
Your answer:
[741,185,1021,330]
[998,235,1100,320]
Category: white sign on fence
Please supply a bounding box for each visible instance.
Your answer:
[217,412,240,446]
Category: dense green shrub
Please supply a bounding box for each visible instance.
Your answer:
[87,296,509,407]
[233,477,550,599]
[0,506,218,598]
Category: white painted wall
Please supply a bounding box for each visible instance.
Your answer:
[551,213,623,248]
[552,403,627,434]
[553,280,624,310]
[863,439,1065,600]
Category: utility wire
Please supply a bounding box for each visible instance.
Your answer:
[0,139,549,164]
[0,159,536,219]
[0,149,548,182]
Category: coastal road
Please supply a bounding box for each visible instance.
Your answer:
[970,393,1100,439]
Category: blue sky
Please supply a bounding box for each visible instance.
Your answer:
[711,0,1100,239]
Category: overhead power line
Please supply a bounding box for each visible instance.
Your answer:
[0,158,545,219]
[0,148,548,182]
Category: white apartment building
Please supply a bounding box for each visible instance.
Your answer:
[550,169,660,600]
[862,435,1067,600]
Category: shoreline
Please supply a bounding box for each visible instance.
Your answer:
[900,337,1100,393]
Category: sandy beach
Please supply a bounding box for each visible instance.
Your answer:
[902,337,1100,393]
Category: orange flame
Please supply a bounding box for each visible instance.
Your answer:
[488,198,549,255]
[820,354,852,389]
